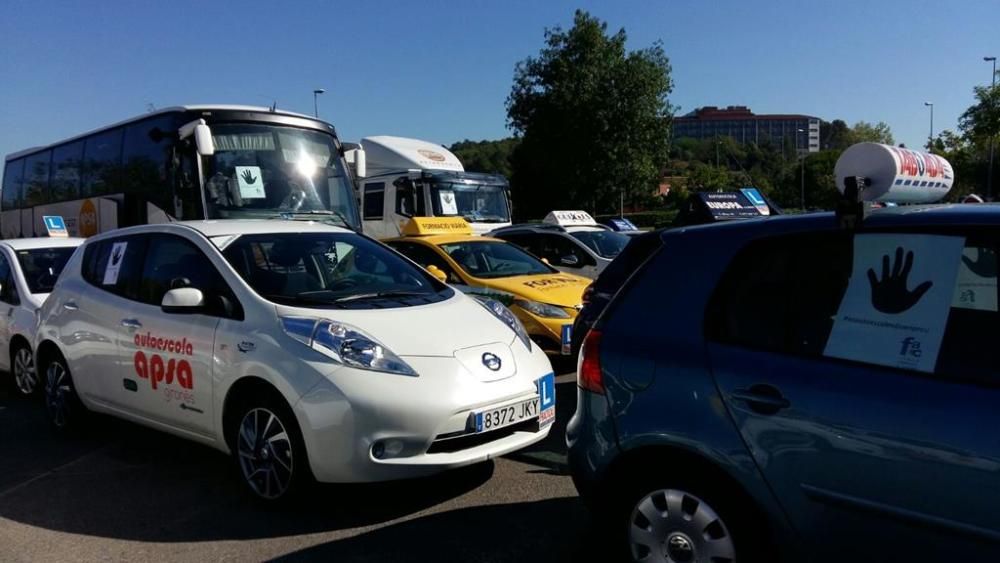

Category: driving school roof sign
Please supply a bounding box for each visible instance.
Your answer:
[696,192,765,220]
[544,211,597,227]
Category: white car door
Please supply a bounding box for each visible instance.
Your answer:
[0,251,16,371]
[114,233,225,437]
[62,234,147,405]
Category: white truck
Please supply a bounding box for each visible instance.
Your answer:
[346,136,512,239]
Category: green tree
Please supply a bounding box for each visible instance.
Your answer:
[959,71,1000,144]
[506,10,673,219]
[821,119,853,150]
[448,138,519,178]
[848,121,895,145]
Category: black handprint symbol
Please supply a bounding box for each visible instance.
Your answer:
[961,247,997,278]
[240,169,258,185]
[867,246,933,314]
[111,247,123,266]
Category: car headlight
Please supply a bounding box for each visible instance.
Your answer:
[477,298,533,352]
[280,317,417,377]
[513,299,571,319]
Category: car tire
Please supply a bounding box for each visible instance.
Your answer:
[612,469,773,563]
[230,391,312,503]
[42,352,88,434]
[11,342,38,396]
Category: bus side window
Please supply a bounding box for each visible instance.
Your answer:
[23,150,52,206]
[82,128,124,197]
[122,115,178,220]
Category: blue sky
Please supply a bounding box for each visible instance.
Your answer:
[1,0,997,166]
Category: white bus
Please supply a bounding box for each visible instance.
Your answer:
[2,105,361,238]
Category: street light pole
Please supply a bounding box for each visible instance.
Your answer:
[924,101,934,147]
[986,56,997,200]
[797,128,805,210]
[313,88,325,118]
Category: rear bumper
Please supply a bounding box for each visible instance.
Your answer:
[566,386,617,501]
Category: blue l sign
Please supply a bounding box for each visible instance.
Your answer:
[42,215,68,237]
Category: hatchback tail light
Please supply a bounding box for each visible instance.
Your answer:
[577,329,604,394]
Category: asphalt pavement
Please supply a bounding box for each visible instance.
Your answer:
[0,370,612,562]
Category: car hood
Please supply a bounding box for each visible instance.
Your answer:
[273,292,518,357]
[473,273,589,308]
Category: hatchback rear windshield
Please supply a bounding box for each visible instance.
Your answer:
[221,233,452,309]
[16,247,77,294]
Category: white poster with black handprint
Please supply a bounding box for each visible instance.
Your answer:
[952,246,997,312]
[102,241,128,286]
[824,233,964,373]
[235,166,265,199]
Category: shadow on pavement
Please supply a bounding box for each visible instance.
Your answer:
[274,497,610,563]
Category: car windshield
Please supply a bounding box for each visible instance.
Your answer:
[430,182,511,223]
[570,230,630,259]
[439,240,554,279]
[203,124,360,230]
[221,232,450,308]
[16,247,77,294]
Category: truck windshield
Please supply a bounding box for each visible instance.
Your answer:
[430,182,510,223]
[202,124,360,230]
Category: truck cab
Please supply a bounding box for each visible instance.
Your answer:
[346,136,512,239]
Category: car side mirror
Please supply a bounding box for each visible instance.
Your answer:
[559,255,580,267]
[540,258,550,265]
[425,265,448,283]
[161,287,206,314]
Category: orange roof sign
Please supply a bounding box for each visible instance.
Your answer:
[401,217,473,236]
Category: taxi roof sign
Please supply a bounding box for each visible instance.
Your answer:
[543,210,597,227]
[401,217,473,237]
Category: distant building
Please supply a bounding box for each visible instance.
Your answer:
[673,106,820,154]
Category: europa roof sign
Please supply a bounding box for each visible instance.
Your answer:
[695,191,766,221]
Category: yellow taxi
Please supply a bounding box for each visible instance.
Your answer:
[385,218,589,355]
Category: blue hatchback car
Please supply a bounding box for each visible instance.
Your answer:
[568,205,1000,562]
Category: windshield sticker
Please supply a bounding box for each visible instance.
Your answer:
[439,190,458,215]
[823,234,964,373]
[952,246,998,311]
[102,241,128,285]
[235,166,266,199]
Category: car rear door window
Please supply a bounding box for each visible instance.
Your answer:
[82,235,148,301]
[707,230,1000,384]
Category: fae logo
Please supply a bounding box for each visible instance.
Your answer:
[899,337,923,357]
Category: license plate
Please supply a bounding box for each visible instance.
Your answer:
[475,397,540,433]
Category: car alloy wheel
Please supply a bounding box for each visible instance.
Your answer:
[237,407,295,500]
[13,346,37,395]
[628,489,736,563]
[45,360,73,429]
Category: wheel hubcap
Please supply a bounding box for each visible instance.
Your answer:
[237,408,293,500]
[628,489,735,562]
[44,362,71,428]
[13,348,36,395]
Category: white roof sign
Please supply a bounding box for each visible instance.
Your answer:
[543,210,597,227]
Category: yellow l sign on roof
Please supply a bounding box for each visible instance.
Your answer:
[402,217,473,236]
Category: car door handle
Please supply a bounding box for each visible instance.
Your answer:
[63,301,79,311]
[731,384,790,415]
[120,318,142,329]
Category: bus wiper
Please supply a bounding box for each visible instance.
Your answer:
[333,290,429,304]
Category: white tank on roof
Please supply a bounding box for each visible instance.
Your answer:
[834,142,954,204]
[359,136,464,177]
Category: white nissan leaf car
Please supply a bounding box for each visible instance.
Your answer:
[0,237,84,395]
[34,220,555,501]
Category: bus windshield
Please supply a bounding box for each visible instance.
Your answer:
[203,124,359,229]
[430,181,510,223]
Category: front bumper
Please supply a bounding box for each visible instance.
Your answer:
[294,345,556,483]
